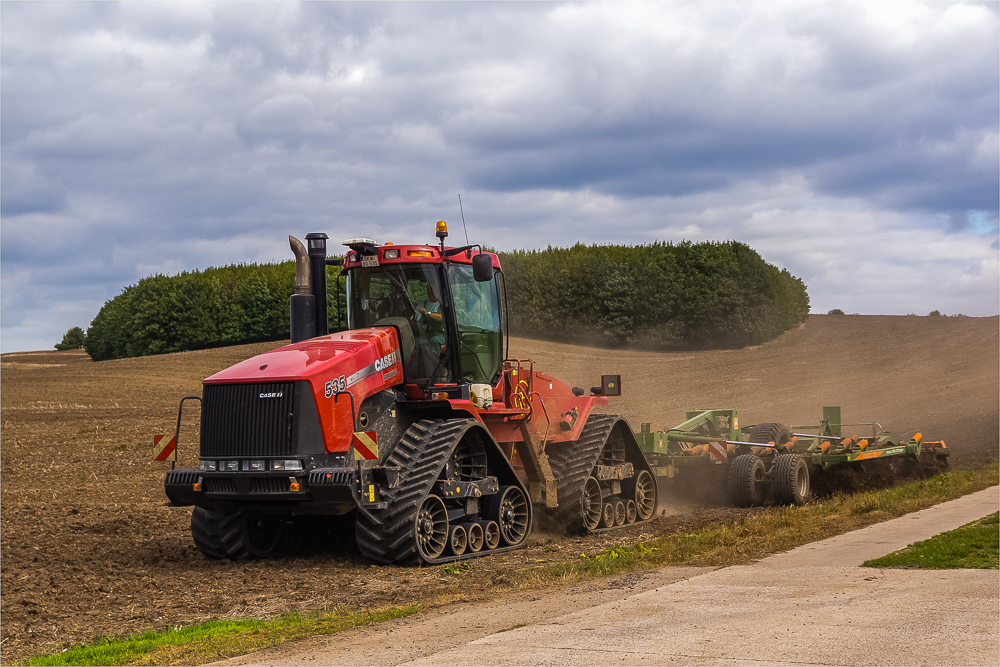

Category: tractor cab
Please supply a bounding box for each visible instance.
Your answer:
[340,223,505,393]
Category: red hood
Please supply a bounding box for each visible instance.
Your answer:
[205,328,403,453]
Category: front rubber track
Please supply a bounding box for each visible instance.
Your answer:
[542,414,658,535]
[355,418,529,566]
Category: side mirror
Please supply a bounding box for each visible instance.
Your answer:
[472,253,493,282]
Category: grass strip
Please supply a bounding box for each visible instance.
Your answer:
[862,512,999,569]
[20,606,420,667]
[21,463,998,666]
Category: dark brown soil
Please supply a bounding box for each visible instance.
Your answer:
[2,314,997,662]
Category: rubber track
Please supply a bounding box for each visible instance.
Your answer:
[191,507,251,560]
[539,414,618,534]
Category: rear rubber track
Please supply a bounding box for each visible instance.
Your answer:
[542,414,654,534]
[355,419,527,565]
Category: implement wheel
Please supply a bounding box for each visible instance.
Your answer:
[747,422,792,448]
[773,454,810,506]
[729,454,766,507]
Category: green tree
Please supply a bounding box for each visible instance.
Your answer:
[55,326,87,350]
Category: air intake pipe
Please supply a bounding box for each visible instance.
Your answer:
[288,236,315,343]
[305,233,329,337]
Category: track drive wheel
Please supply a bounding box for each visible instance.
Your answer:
[624,470,656,520]
[415,495,449,560]
[582,477,603,531]
[600,502,616,528]
[729,454,766,507]
[490,485,530,547]
[772,454,810,506]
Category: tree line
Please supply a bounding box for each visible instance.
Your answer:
[83,262,344,361]
[501,241,809,349]
[81,240,808,361]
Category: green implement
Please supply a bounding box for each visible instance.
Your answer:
[636,406,949,507]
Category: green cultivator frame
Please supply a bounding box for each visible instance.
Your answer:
[636,407,949,507]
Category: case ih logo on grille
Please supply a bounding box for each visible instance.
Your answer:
[352,431,378,460]
[259,391,284,399]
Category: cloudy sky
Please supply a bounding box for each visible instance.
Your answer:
[2,1,998,353]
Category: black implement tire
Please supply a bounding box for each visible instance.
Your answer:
[729,454,767,507]
[748,422,791,447]
[772,454,810,506]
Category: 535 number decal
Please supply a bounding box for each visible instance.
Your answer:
[324,375,347,398]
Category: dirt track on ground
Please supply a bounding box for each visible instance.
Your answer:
[1,314,997,662]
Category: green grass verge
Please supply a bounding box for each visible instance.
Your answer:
[20,606,420,667]
[20,463,997,666]
[862,512,999,569]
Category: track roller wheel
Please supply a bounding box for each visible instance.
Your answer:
[446,524,468,556]
[614,500,626,526]
[582,477,603,531]
[625,500,637,524]
[773,454,810,506]
[625,470,656,521]
[479,520,500,549]
[490,486,529,547]
[729,454,766,507]
[600,502,615,528]
[466,523,484,552]
[415,495,449,560]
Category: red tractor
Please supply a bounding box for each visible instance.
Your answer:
[165,222,657,564]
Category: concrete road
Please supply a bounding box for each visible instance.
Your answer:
[214,486,999,667]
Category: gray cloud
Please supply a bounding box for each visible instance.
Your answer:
[2,1,997,353]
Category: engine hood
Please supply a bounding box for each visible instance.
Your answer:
[205,328,401,385]
[204,328,403,453]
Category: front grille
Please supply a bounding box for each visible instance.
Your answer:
[204,478,237,494]
[250,477,291,494]
[201,382,295,457]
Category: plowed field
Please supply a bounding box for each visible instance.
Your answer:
[2,314,997,662]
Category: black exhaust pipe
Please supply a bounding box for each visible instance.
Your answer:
[305,232,329,337]
[289,236,315,343]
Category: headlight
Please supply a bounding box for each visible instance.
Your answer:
[200,460,217,472]
[271,459,303,471]
[249,460,266,471]
[221,460,239,472]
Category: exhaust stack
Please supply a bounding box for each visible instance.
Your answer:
[305,233,329,337]
[288,235,316,343]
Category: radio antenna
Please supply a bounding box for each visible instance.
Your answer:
[459,194,469,245]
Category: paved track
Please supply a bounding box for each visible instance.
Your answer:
[215,486,999,667]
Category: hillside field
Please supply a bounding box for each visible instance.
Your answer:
[1,314,997,661]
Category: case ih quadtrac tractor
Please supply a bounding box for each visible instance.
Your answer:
[165,222,657,564]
